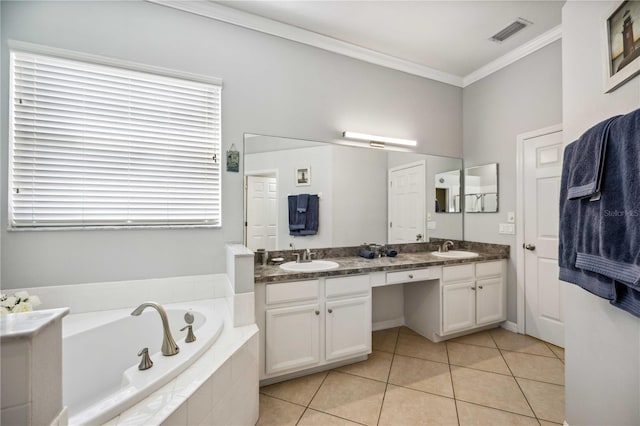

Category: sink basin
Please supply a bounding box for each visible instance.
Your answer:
[279,260,340,272]
[431,250,479,259]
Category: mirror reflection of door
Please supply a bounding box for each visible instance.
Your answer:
[388,162,426,243]
[246,174,278,251]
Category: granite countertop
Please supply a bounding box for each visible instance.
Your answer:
[254,245,508,284]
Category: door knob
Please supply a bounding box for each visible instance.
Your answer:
[408,274,414,279]
[315,310,320,315]
[524,244,536,251]
[328,309,333,314]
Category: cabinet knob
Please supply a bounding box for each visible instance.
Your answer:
[478,285,484,289]
[471,286,476,291]
[315,310,320,315]
[328,309,333,314]
[408,274,414,279]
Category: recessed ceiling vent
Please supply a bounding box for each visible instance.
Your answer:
[490,18,533,43]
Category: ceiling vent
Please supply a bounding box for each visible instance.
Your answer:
[490,18,533,43]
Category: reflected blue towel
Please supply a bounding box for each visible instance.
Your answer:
[296,194,309,213]
[288,194,319,236]
[566,115,619,200]
[559,108,640,317]
[288,195,306,231]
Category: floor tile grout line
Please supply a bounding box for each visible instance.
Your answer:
[303,407,369,426]
[376,327,400,426]
[455,398,541,421]
[444,336,462,426]
[306,371,330,408]
[258,392,307,408]
[499,347,560,359]
[492,334,539,421]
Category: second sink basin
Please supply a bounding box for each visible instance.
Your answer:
[431,250,479,259]
[280,260,340,272]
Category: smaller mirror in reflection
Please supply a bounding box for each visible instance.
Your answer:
[434,170,461,213]
[464,163,499,213]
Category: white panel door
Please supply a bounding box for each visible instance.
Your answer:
[476,277,505,325]
[246,176,278,251]
[524,130,564,347]
[325,296,371,361]
[388,162,426,243]
[442,281,475,334]
[265,303,320,375]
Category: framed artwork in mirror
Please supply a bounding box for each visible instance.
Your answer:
[603,0,640,93]
[296,166,311,186]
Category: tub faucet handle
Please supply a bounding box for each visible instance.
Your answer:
[180,325,197,343]
[138,347,153,370]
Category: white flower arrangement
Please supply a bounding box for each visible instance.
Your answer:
[0,291,41,314]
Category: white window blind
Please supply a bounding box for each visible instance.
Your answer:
[9,50,222,229]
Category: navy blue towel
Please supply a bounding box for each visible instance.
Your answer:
[296,194,309,213]
[288,195,306,231]
[565,115,620,200]
[288,194,319,236]
[359,249,375,259]
[559,108,640,317]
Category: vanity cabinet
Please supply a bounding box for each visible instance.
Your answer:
[404,259,506,342]
[441,260,506,335]
[258,275,371,381]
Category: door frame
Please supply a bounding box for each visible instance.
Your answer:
[244,168,279,249]
[515,123,562,334]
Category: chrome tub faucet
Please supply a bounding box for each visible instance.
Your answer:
[131,302,180,356]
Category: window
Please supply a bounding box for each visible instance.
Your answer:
[9,49,222,229]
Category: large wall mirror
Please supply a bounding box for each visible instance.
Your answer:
[464,163,499,213]
[243,134,463,251]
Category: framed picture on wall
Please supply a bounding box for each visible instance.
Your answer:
[603,0,640,92]
[295,166,311,186]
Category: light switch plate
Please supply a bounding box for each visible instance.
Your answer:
[499,223,515,235]
[427,221,436,230]
[507,211,515,223]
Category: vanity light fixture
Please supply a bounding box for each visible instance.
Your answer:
[342,131,417,147]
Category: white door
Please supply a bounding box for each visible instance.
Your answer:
[246,176,277,251]
[523,130,564,347]
[388,162,426,243]
[442,281,476,334]
[265,303,320,375]
[325,296,371,361]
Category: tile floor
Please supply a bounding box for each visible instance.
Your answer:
[257,326,565,426]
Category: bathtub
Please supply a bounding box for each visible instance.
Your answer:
[62,300,224,426]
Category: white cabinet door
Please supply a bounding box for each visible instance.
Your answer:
[325,296,371,361]
[265,303,320,375]
[475,277,505,325]
[442,281,476,334]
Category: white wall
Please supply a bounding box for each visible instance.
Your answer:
[332,146,388,247]
[562,2,640,425]
[462,40,563,322]
[0,0,462,288]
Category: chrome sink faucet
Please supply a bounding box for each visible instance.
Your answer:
[294,248,317,263]
[131,302,180,356]
[440,240,455,253]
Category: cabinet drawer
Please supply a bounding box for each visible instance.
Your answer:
[266,280,319,305]
[386,268,430,284]
[476,261,503,279]
[326,275,370,298]
[442,264,474,283]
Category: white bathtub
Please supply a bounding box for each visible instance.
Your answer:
[62,300,224,426]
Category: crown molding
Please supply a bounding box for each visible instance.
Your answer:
[147,0,464,87]
[148,1,561,89]
[462,25,562,87]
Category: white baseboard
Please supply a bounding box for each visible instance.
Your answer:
[501,321,519,333]
[372,317,405,331]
